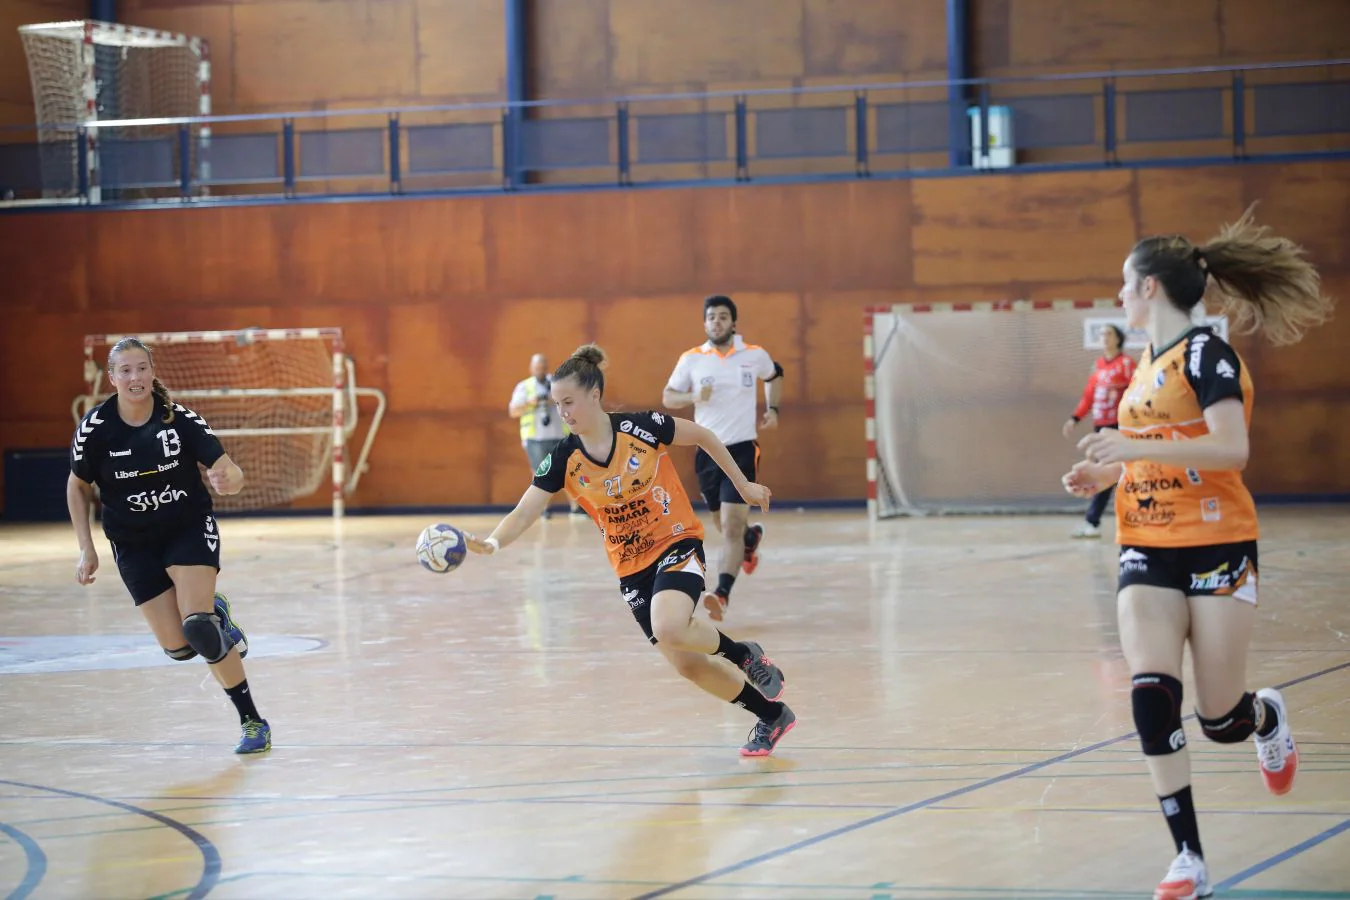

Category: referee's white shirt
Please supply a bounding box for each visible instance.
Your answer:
[666,335,775,446]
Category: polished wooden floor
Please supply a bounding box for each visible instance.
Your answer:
[1,507,1348,899]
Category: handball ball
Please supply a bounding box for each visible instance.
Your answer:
[416,523,467,573]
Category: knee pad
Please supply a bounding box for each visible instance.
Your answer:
[182,612,230,664]
[164,645,198,661]
[1132,673,1187,756]
[1198,693,1258,744]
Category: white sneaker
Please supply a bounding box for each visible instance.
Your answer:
[1071,522,1101,539]
[1254,687,1299,795]
[1155,846,1212,900]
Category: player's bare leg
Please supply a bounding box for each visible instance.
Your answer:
[1189,595,1297,795]
[1119,586,1211,899]
[650,590,795,756]
[704,501,750,621]
[168,564,271,754]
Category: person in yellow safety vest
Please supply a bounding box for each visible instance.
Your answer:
[509,353,583,518]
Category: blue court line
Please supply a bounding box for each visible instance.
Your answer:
[1216,817,1350,892]
[14,761,1350,840]
[0,821,46,900]
[633,658,1350,899]
[0,780,219,900]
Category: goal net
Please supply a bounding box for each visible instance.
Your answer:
[75,329,387,517]
[19,20,210,203]
[864,300,1227,518]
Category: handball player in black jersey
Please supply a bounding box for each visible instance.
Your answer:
[68,338,271,754]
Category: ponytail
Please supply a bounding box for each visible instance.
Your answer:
[1199,205,1334,346]
[1130,204,1334,346]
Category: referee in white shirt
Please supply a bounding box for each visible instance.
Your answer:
[663,295,783,621]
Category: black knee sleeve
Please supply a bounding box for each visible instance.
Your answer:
[182,612,230,664]
[164,645,198,661]
[1132,673,1187,756]
[1198,693,1258,744]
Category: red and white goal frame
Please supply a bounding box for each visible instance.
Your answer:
[18,20,211,204]
[863,298,1230,518]
[75,328,386,518]
[864,299,1118,519]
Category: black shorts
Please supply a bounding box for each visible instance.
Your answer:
[109,512,222,606]
[694,440,759,512]
[1118,540,1259,603]
[618,538,706,644]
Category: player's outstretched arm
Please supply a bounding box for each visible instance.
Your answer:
[67,473,99,585]
[671,417,771,511]
[207,453,245,496]
[466,485,555,555]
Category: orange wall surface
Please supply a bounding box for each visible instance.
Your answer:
[3,160,1348,510]
[0,0,86,126]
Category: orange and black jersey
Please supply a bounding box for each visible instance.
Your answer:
[1116,326,1258,547]
[532,411,705,578]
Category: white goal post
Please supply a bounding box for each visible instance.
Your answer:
[74,328,387,518]
[864,300,1228,518]
[18,19,211,203]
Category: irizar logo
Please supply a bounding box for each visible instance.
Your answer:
[619,419,656,443]
[1190,557,1247,592]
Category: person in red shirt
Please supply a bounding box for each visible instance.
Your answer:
[1063,324,1136,538]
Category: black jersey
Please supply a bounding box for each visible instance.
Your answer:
[70,396,226,542]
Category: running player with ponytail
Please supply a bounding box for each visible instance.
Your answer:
[1063,207,1334,898]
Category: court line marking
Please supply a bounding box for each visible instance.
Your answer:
[0,821,46,900]
[632,658,1350,899]
[11,762,1350,838]
[1216,816,1350,891]
[0,780,219,900]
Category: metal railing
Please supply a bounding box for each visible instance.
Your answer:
[2,59,1348,207]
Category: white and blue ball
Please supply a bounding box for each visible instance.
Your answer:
[416,523,467,573]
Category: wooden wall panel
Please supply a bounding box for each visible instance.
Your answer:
[232,1,418,107]
[975,0,1350,78]
[487,191,698,299]
[528,0,611,100]
[4,161,1350,513]
[0,0,86,126]
[694,181,913,292]
[1006,0,1222,68]
[117,0,506,115]
[1134,169,1247,241]
[415,1,506,100]
[911,170,1137,285]
[533,0,946,104]
[1219,0,1350,59]
[803,0,947,78]
[608,0,805,88]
